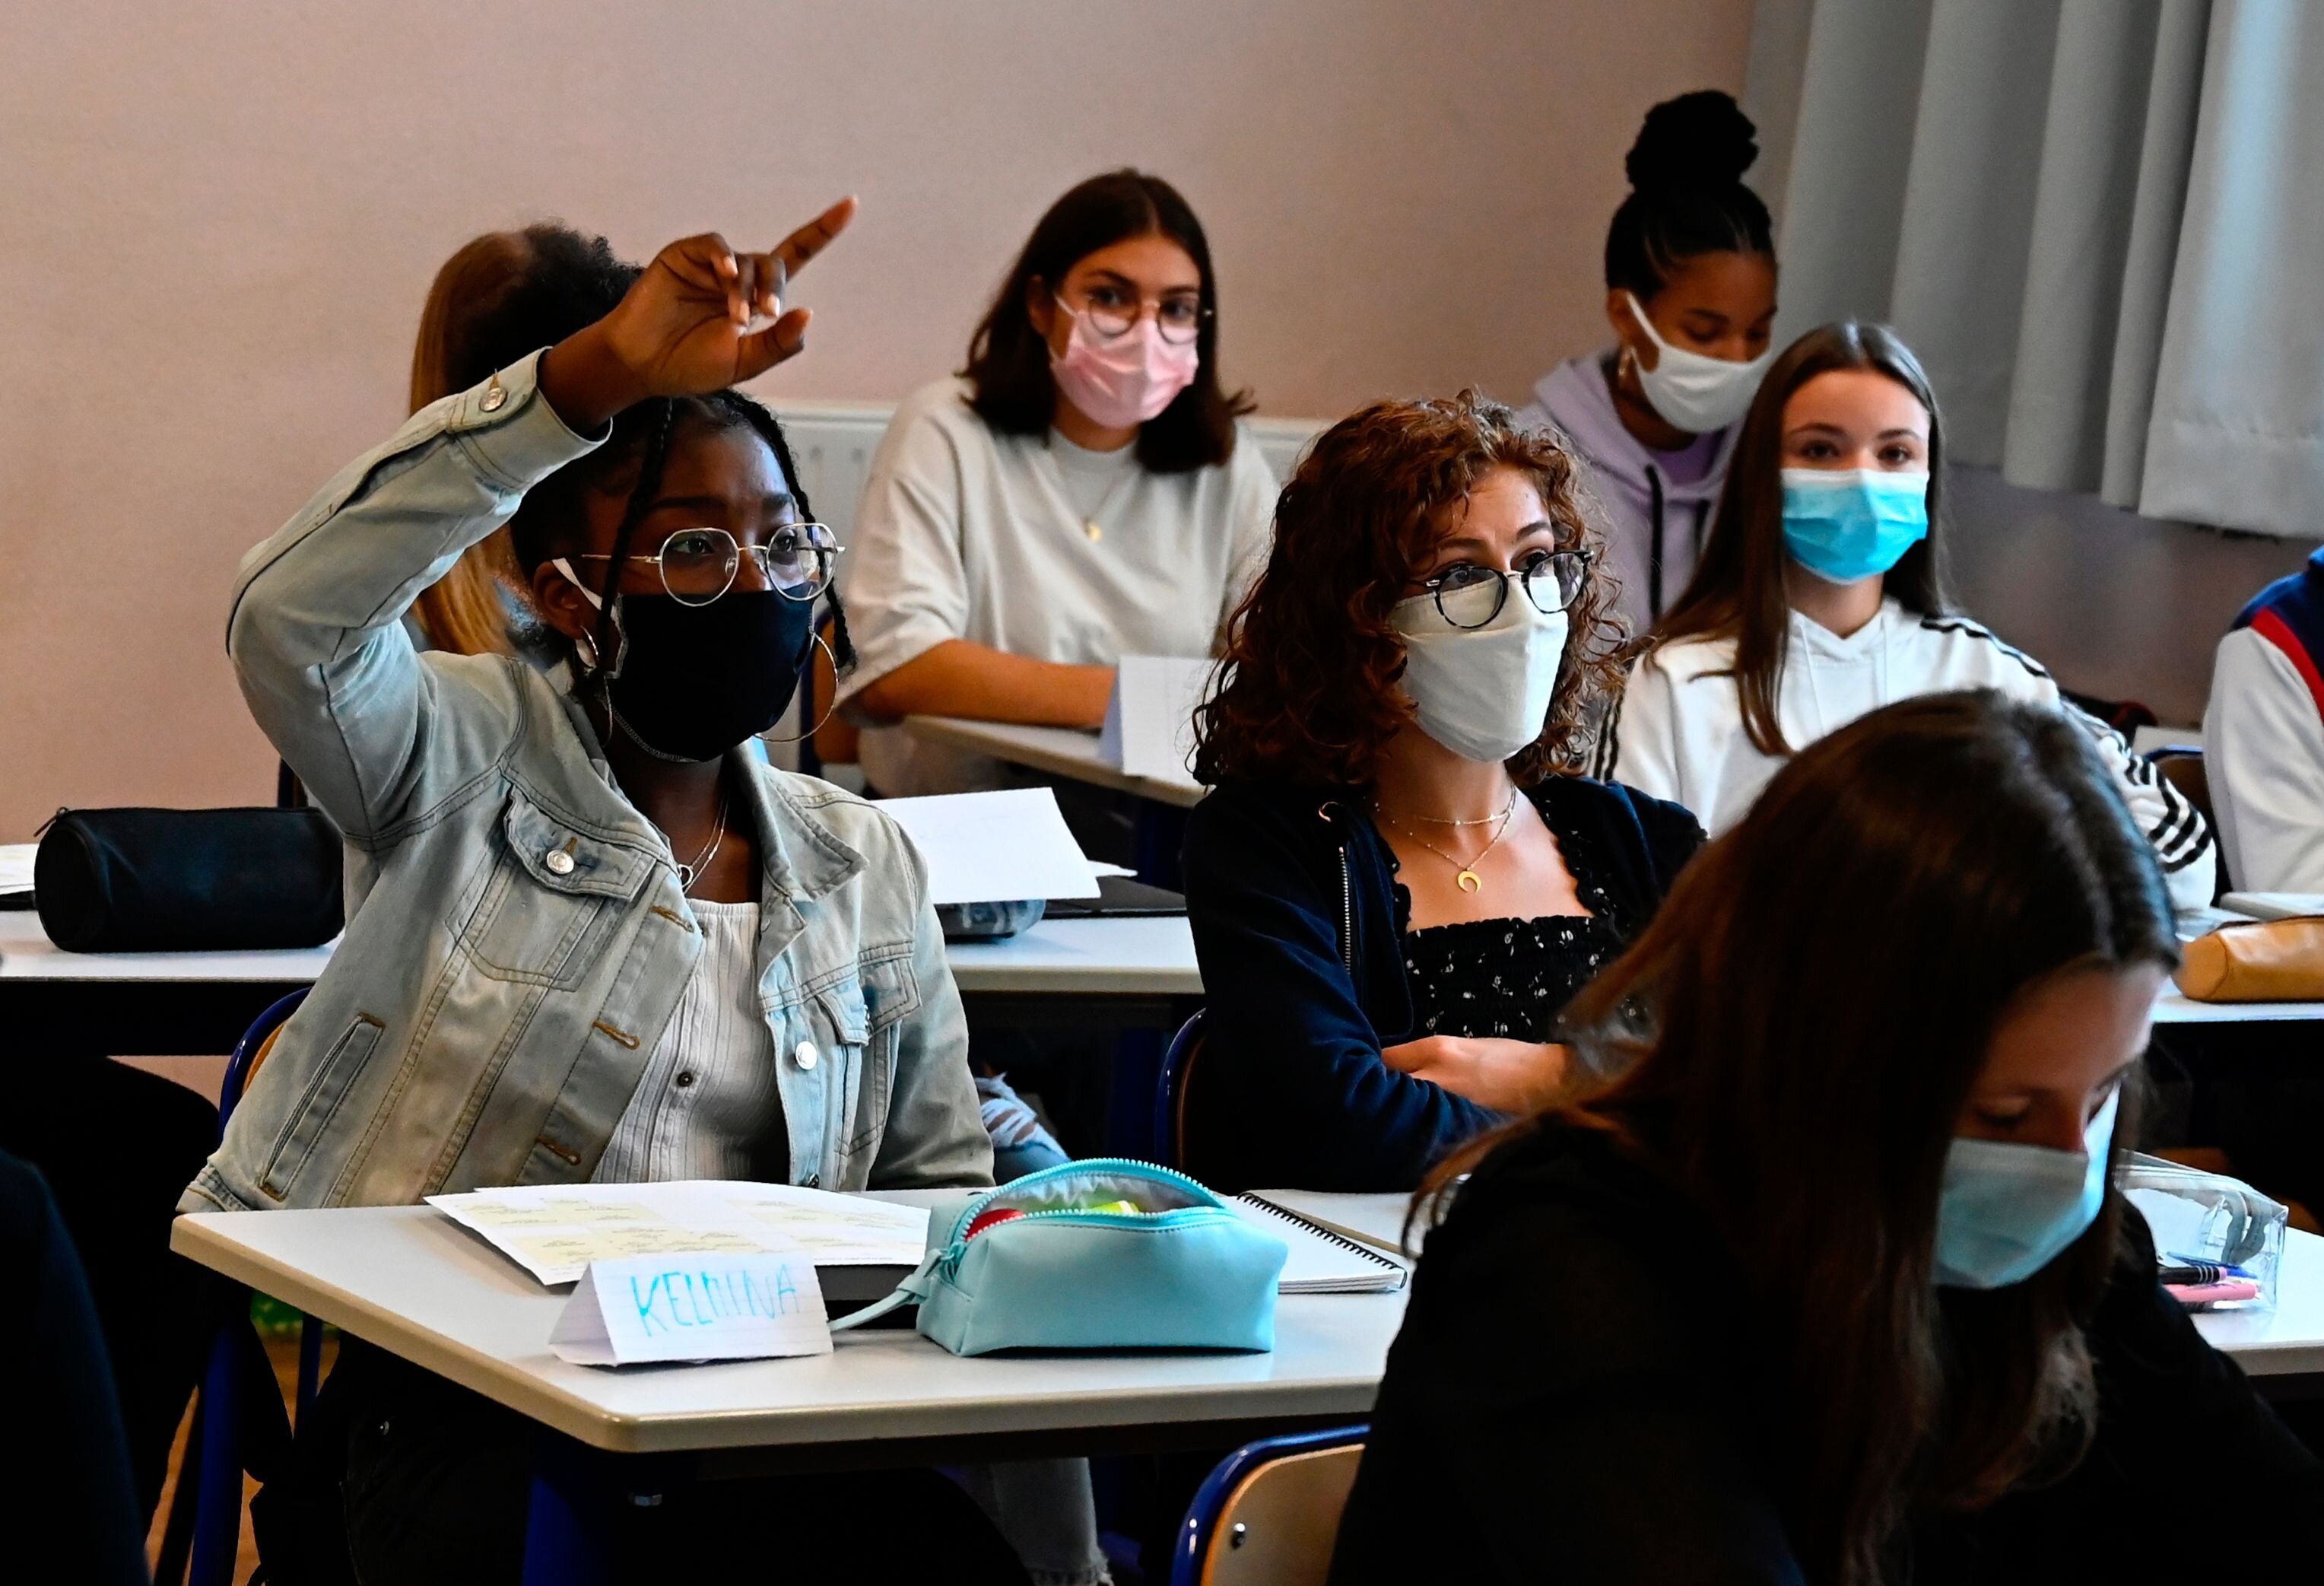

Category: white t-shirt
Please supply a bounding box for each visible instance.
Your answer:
[836,377,1277,795]
[1603,597,2218,910]
[2206,625,2324,892]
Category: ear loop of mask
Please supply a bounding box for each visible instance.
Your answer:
[548,558,627,679]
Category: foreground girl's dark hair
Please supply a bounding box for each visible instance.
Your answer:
[1431,691,2180,1585]
[961,168,1252,472]
[1651,319,1955,755]
[1192,391,1622,787]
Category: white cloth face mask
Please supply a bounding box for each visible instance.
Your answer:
[1623,291,1774,434]
[1391,581,1570,764]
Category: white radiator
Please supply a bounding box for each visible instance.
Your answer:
[769,399,1327,542]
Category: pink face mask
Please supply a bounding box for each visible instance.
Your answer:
[1048,304,1200,430]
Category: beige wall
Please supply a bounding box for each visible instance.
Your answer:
[0,1,1751,838]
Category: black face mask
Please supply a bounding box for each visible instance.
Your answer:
[597,590,815,762]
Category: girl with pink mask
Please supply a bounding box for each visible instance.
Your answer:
[838,170,1276,812]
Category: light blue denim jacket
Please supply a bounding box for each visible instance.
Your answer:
[183,352,991,1213]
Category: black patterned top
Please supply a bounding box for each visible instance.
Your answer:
[1400,914,1623,1041]
[1395,796,1627,1042]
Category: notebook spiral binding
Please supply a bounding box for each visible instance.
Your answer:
[1237,1193,1408,1267]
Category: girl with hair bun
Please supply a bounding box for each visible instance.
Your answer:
[1514,90,1779,634]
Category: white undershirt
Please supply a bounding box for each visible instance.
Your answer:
[593,899,783,1184]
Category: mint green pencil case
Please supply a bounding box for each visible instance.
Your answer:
[830,1159,1287,1355]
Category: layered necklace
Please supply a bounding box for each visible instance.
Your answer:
[656,783,730,895]
[1375,787,1520,894]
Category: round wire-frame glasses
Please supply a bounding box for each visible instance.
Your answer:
[567,522,841,605]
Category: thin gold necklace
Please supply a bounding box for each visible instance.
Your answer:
[1376,788,1519,894]
[664,786,730,895]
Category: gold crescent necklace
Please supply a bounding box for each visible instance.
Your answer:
[1376,788,1520,893]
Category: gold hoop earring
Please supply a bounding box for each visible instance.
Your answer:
[762,632,841,745]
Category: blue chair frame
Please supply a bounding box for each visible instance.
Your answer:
[183,988,315,1586]
[1150,1009,1205,1171]
[1168,1423,1369,1586]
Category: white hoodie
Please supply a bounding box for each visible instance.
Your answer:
[1602,598,2218,909]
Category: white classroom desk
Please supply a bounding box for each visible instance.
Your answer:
[0,911,1201,1053]
[0,911,1198,995]
[902,715,1207,809]
[171,1189,1399,1463]
[170,1187,2324,1486]
[1256,1193,2324,1387]
[7,910,2300,1025]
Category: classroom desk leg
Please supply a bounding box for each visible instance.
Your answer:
[525,1432,674,1581]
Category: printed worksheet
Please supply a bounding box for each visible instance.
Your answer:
[428,1180,929,1286]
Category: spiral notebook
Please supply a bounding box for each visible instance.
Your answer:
[1230,1194,1409,1293]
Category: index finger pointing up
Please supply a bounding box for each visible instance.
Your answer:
[769,195,858,282]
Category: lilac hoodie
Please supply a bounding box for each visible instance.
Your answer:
[1513,354,1738,640]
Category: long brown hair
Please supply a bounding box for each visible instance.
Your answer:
[1431,691,2180,1584]
[1652,320,1957,755]
[406,230,541,656]
[1192,392,1624,787]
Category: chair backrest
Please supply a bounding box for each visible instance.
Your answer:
[218,988,310,1133]
[1152,1009,1205,1171]
[1170,1424,1367,1586]
[2145,746,2225,895]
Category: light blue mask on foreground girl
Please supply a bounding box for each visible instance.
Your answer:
[1934,1089,2119,1289]
[1780,468,1930,583]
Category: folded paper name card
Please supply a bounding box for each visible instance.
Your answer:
[549,1249,833,1367]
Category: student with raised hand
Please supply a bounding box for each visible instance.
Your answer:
[192,204,1043,1582]
[2205,543,2324,892]
[1513,90,1777,636]
[837,169,1275,808]
[1606,319,2217,907]
[1335,692,2324,1585]
[1182,395,1701,1192]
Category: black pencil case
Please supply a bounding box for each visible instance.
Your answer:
[34,806,344,952]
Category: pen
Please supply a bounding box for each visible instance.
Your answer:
[2163,1254,2259,1282]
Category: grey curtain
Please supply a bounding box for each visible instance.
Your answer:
[1751,0,2322,541]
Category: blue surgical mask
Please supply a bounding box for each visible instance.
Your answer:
[1780,468,1930,583]
[1933,1090,2118,1290]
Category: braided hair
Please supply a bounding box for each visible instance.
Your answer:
[549,389,856,681]
[1605,91,1776,298]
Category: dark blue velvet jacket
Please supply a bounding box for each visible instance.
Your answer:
[1180,774,1702,1191]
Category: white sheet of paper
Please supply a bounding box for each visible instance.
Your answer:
[548,1247,833,1366]
[1098,656,1211,789]
[0,844,35,894]
[872,787,1100,903]
[429,1181,930,1286]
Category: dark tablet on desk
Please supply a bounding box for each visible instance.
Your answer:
[1044,875,1187,918]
